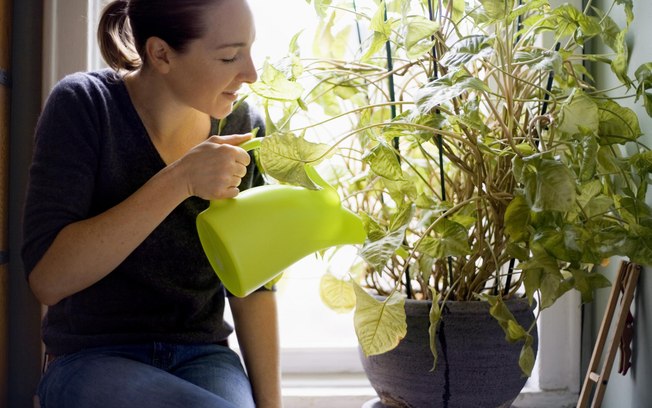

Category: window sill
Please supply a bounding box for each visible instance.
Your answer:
[282,373,375,408]
[281,374,579,408]
[512,387,578,408]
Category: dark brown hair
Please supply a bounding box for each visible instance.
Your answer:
[97,0,221,71]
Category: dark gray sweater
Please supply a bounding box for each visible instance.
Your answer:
[22,69,264,355]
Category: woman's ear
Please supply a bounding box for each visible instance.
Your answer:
[145,37,172,73]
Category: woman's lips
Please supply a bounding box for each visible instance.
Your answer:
[223,91,239,101]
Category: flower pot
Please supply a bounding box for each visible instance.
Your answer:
[359,298,537,408]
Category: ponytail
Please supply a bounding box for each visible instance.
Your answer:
[98,0,217,71]
[97,0,141,71]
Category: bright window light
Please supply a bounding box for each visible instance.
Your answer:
[239,0,362,365]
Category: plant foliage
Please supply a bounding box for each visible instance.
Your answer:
[249,0,652,376]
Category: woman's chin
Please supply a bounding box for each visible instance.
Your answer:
[211,105,235,120]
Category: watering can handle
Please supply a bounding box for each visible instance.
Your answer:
[236,136,334,191]
[238,137,263,152]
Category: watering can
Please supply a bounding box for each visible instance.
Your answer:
[196,137,367,297]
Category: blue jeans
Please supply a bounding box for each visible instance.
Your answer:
[37,343,255,408]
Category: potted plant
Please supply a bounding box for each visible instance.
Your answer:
[246,0,652,406]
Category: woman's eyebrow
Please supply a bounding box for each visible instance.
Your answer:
[213,42,248,50]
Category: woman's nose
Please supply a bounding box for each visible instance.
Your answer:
[240,54,258,84]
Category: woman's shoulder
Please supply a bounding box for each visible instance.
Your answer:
[42,69,128,120]
[49,69,123,100]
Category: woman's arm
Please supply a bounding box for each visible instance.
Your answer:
[28,134,252,306]
[229,290,283,408]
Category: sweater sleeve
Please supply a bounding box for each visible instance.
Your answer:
[22,74,102,277]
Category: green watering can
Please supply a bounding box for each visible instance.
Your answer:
[196,138,367,297]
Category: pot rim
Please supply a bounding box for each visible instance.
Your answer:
[371,293,536,313]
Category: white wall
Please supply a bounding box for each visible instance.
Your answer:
[586,1,652,407]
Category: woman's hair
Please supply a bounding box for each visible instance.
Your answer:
[98,0,220,71]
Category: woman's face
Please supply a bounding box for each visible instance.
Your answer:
[164,0,257,119]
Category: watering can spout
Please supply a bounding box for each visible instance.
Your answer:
[196,138,366,297]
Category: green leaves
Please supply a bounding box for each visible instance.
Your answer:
[416,71,490,113]
[615,0,634,27]
[626,224,652,266]
[630,150,652,174]
[597,99,641,144]
[504,195,532,243]
[557,91,599,136]
[635,63,652,116]
[521,249,564,309]
[258,132,330,189]
[370,1,392,39]
[428,289,442,371]
[565,268,611,304]
[313,10,352,59]
[360,227,407,272]
[532,160,576,213]
[404,16,440,58]
[514,49,562,73]
[354,284,407,356]
[546,4,602,44]
[440,35,492,68]
[418,219,472,259]
[255,0,652,382]
[360,2,394,61]
[363,141,404,181]
[483,295,535,376]
[309,0,332,18]
[249,60,304,102]
[479,0,515,21]
[320,272,356,313]
[519,337,537,378]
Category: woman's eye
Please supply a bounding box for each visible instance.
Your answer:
[220,57,238,63]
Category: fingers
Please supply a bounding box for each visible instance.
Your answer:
[209,134,252,166]
[233,163,248,178]
[216,173,248,199]
[180,134,256,200]
[220,186,241,200]
[206,153,249,195]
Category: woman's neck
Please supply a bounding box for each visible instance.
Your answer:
[123,69,212,163]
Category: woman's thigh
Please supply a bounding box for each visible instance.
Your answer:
[170,344,255,408]
[37,346,248,408]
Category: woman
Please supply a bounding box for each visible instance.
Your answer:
[22,0,282,407]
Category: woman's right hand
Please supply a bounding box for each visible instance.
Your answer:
[177,133,253,200]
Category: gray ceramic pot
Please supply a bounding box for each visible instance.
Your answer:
[359,298,538,408]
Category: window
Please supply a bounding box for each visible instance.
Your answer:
[232,1,365,374]
[43,0,583,395]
